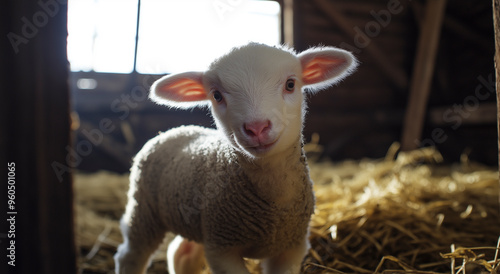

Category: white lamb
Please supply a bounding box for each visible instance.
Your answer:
[114,42,357,274]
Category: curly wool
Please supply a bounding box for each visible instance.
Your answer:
[124,125,315,258]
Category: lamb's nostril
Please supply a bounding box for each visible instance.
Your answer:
[244,120,271,137]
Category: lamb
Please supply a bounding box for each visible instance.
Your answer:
[114,42,357,274]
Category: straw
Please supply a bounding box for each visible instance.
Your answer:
[74,144,499,273]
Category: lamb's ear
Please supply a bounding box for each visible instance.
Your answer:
[150,72,209,108]
[298,47,357,92]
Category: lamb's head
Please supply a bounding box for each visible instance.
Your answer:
[150,43,357,158]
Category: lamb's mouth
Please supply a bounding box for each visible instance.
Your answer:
[248,138,279,153]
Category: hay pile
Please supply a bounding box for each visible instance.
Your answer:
[75,144,500,273]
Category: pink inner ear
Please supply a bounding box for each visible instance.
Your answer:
[302,57,345,85]
[159,78,206,102]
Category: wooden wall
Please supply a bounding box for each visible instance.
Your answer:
[294,0,497,164]
[1,0,75,273]
[295,0,414,160]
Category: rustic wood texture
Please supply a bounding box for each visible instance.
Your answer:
[401,0,447,151]
[493,0,500,199]
[312,0,409,90]
[1,0,76,273]
[288,0,496,164]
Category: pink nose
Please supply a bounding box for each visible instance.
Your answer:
[244,120,271,137]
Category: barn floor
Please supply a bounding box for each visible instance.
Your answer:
[75,144,500,273]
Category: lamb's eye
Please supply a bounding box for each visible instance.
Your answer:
[213,90,223,103]
[285,79,295,92]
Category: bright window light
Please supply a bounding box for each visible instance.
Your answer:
[136,0,281,74]
[67,0,138,73]
[67,0,280,74]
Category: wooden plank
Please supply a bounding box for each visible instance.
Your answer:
[493,0,500,200]
[401,0,447,151]
[283,0,294,45]
[1,0,76,273]
[428,102,497,126]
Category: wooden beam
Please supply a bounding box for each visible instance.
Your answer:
[492,0,500,204]
[283,0,294,46]
[1,0,76,273]
[401,0,447,151]
[312,0,409,90]
[428,102,497,126]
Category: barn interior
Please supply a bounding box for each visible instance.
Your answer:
[2,0,500,273]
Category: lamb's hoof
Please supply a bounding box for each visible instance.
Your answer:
[168,236,204,274]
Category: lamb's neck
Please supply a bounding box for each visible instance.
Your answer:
[238,139,310,207]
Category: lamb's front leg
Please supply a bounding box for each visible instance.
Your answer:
[261,235,310,274]
[114,216,166,274]
[167,235,205,274]
[204,247,250,274]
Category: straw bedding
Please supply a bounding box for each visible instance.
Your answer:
[75,144,500,273]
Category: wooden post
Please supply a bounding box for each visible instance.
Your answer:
[1,0,75,273]
[401,0,447,151]
[493,0,500,206]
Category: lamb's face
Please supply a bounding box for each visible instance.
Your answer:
[204,45,304,158]
[150,43,357,159]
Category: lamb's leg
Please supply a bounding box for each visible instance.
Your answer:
[114,208,166,274]
[204,247,250,274]
[167,235,205,274]
[261,235,310,274]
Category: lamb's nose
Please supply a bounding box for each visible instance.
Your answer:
[244,120,271,138]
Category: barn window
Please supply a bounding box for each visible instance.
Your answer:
[67,0,283,172]
[67,0,281,75]
[67,0,138,73]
